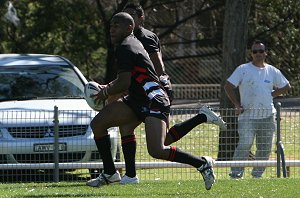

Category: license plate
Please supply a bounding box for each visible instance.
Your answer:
[34,143,67,152]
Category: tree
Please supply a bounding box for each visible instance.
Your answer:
[218,0,252,160]
[0,1,20,53]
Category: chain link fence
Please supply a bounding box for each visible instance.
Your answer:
[0,105,299,182]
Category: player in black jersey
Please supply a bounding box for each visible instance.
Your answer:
[118,3,226,185]
[86,12,216,190]
[123,3,173,102]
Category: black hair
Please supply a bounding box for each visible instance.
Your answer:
[252,39,264,46]
[252,39,266,47]
[124,3,144,17]
[251,39,267,50]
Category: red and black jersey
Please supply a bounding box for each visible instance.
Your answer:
[115,34,169,106]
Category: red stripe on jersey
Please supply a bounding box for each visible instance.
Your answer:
[136,74,149,83]
[133,66,147,73]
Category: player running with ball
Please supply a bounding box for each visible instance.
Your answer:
[86,12,216,190]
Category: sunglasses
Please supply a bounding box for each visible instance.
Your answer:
[252,49,265,54]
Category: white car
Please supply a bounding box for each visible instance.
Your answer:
[0,54,119,176]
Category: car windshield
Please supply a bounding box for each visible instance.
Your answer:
[0,65,85,101]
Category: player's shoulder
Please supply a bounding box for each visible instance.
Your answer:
[118,34,144,54]
[122,34,137,42]
[141,27,157,36]
[120,34,140,47]
[137,27,158,39]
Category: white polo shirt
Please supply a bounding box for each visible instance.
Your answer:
[227,62,289,120]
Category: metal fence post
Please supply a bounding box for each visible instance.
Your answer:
[276,102,287,178]
[276,102,281,178]
[53,106,59,182]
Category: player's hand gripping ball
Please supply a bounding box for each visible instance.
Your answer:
[84,81,106,111]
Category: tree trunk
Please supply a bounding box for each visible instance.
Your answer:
[218,0,252,160]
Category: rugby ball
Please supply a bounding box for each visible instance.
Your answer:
[84,81,104,111]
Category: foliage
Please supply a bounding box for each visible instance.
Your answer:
[1,0,107,82]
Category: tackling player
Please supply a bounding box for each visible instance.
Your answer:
[119,3,226,184]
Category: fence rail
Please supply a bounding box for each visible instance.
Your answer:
[1,160,300,170]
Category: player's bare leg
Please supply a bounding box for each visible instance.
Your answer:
[145,116,216,190]
[87,101,139,187]
[144,117,170,159]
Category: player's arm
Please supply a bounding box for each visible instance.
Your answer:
[149,51,165,76]
[149,51,174,102]
[93,72,131,102]
[105,71,131,96]
[272,84,291,97]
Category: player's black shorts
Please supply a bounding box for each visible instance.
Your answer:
[122,95,170,123]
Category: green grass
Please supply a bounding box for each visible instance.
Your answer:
[0,179,299,197]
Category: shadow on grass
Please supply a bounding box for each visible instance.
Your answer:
[0,169,90,183]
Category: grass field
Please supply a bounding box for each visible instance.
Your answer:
[0,178,299,197]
